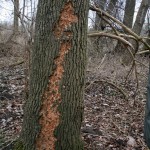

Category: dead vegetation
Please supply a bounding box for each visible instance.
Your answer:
[83,48,149,149]
[0,30,149,149]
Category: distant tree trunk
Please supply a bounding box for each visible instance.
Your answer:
[132,0,149,35]
[146,29,150,47]
[146,11,150,47]
[94,0,107,58]
[16,0,88,150]
[130,0,149,54]
[107,0,118,15]
[115,0,135,54]
[94,0,107,30]
[123,0,136,28]
[14,0,19,32]
[124,0,149,65]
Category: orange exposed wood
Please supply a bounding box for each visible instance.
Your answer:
[36,2,78,150]
[54,2,78,38]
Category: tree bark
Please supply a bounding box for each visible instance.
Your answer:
[94,0,107,30]
[132,0,149,35]
[123,0,136,29]
[146,29,150,47]
[126,0,149,64]
[115,0,136,53]
[144,64,150,148]
[18,1,88,150]
[115,0,149,66]
[107,0,118,15]
[14,0,19,32]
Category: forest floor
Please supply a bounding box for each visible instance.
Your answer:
[0,53,149,150]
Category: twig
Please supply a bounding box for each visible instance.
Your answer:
[0,60,24,69]
[125,62,134,84]
[86,80,128,99]
[136,50,150,55]
[8,60,24,68]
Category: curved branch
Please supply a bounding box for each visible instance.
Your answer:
[89,4,150,50]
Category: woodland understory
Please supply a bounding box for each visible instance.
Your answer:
[0,36,149,150]
[0,0,150,149]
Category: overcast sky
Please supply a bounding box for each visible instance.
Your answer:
[0,0,37,23]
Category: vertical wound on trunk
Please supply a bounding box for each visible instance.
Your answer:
[36,2,78,150]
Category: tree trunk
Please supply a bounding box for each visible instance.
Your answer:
[146,29,150,48]
[18,1,88,150]
[115,0,136,53]
[115,0,150,66]
[123,0,136,29]
[107,0,118,15]
[14,0,19,32]
[132,0,149,35]
[144,64,150,148]
[94,0,107,30]
[128,0,149,59]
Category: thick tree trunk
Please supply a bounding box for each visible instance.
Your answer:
[18,1,88,150]
[14,0,19,32]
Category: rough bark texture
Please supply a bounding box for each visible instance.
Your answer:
[14,0,19,32]
[123,0,136,29]
[133,0,149,35]
[20,1,88,150]
[94,0,107,30]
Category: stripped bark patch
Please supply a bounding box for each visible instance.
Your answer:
[36,43,71,150]
[54,2,78,38]
[36,2,78,150]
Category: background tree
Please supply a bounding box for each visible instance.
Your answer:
[18,0,89,150]
[94,0,107,30]
[13,0,19,32]
[132,0,150,37]
[107,0,118,15]
[115,0,136,52]
[131,0,149,53]
[123,0,136,28]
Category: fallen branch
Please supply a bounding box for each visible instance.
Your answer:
[88,32,133,49]
[136,50,150,55]
[88,32,135,60]
[86,80,128,99]
[8,60,24,68]
[0,60,24,69]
